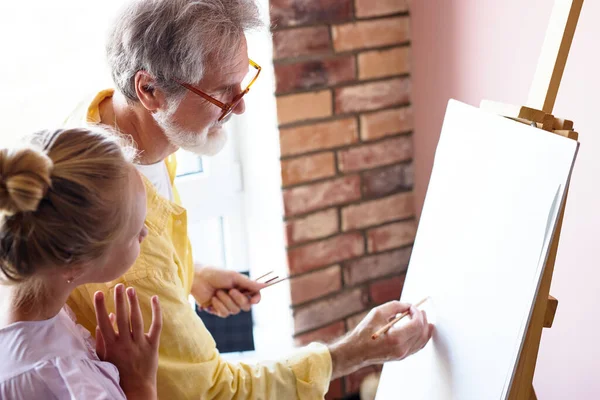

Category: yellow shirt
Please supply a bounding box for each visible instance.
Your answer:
[66,89,332,399]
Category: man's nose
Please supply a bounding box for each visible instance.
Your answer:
[232,98,245,115]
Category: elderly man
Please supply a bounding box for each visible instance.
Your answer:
[66,0,433,398]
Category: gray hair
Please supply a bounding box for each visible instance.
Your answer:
[107,0,262,102]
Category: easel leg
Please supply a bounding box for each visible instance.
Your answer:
[507,191,568,400]
[530,386,537,400]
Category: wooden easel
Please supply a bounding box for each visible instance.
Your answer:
[480,1,584,399]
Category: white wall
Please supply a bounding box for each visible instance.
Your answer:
[0,0,119,142]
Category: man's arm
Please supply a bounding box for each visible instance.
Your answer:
[188,267,433,381]
[328,301,433,379]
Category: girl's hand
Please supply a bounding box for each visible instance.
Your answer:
[94,284,162,400]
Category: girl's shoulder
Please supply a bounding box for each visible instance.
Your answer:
[0,308,125,399]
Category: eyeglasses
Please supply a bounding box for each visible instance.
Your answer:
[176,59,261,122]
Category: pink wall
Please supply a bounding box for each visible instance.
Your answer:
[412,1,600,398]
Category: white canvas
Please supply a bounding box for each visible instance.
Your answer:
[375,100,578,400]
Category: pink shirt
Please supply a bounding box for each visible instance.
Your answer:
[0,306,126,399]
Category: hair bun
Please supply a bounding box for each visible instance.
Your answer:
[0,147,53,215]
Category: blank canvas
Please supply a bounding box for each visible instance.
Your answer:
[375,100,578,400]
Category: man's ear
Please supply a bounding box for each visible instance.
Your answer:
[134,71,167,112]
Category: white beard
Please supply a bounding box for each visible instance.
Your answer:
[152,100,228,156]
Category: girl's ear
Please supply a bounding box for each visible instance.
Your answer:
[63,264,86,285]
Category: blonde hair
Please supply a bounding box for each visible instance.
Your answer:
[0,127,136,282]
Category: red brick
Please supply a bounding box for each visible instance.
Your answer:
[294,287,368,332]
[369,275,406,304]
[367,220,417,252]
[275,56,356,94]
[362,163,413,198]
[344,248,411,285]
[325,378,344,400]
[341,192,414,230]
[344,366,381,394]
[358,47,410,80]
[290,265,342,305]
[271,0,352,27]
[360,107,414,141]
[277,90,332,125]
[338,136,412,172]
[335,78,410,114]
[355,0,409,18]
[294,321,346,347]
[282,152,336,187]
[288,232,364,274]
[346,310,370,331]
[286,209,339,245]
[273,26,331,60]
[332,17,410,52]
[284,175,361,216]
[280,118,358,156]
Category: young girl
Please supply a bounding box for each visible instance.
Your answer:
[0,127,162,399]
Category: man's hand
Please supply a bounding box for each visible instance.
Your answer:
[328,301,433,379]
[191,265,267,318]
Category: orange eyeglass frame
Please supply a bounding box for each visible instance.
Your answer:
[176,59,261,121]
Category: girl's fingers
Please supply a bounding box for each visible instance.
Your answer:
[114,284,131,340]
[93,291,116,343]
[127,287,144,342]
[147,296,162,348]
[95,326,106,361]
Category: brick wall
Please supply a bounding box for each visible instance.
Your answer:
[270,1,414,397]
